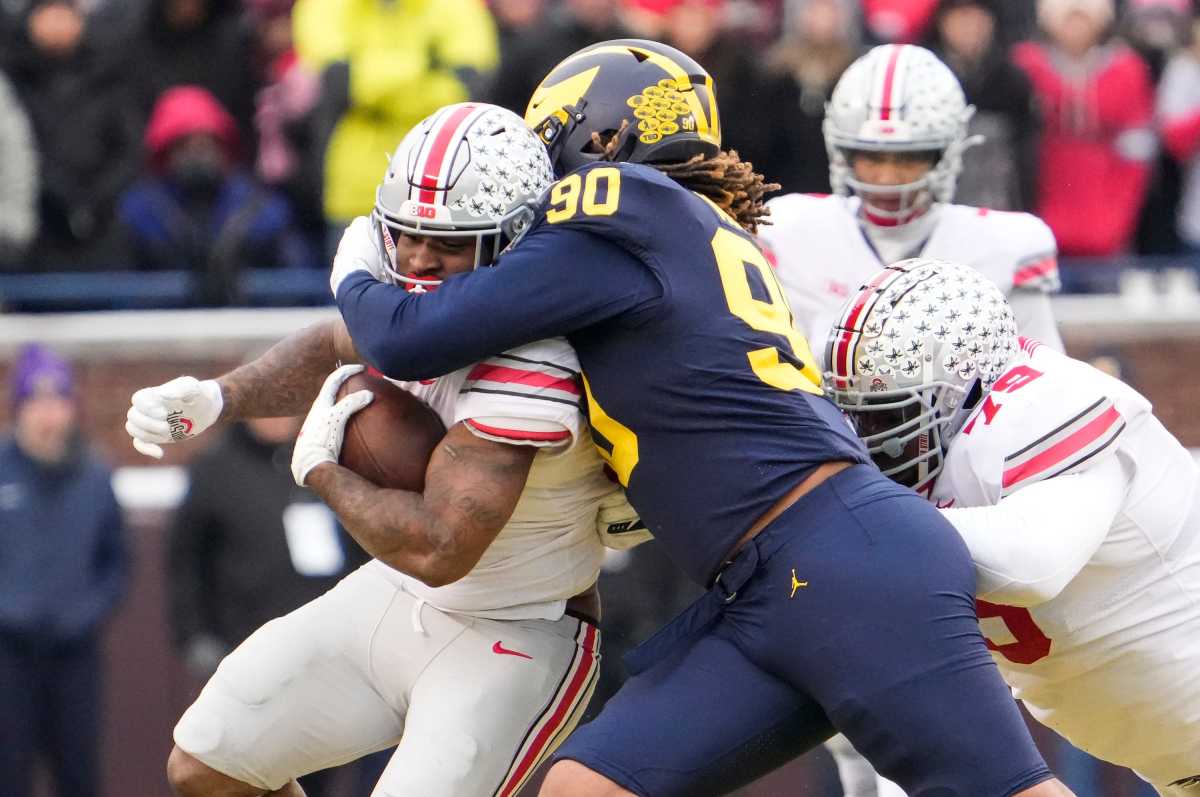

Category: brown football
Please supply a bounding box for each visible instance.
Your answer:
[336,372,446,492]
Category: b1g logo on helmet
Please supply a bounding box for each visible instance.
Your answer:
[627,78,695,145]
[400,201,451,223]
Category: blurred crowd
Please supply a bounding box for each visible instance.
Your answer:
[0,0,1198,303]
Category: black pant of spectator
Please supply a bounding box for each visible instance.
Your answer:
[0,631,102,797]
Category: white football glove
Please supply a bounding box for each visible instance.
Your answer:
[330,215,389,296]
[596,486,654,550]
[291,364,373,486]
[126,376,224,459]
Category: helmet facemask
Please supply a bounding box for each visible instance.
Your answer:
[373,198,539,292]
[837,378,979,492]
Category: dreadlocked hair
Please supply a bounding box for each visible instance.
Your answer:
[592,121,780,234]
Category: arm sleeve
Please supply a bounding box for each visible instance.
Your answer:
[941,454,1128,607]
[1008,290,1063,353]
[336,225,662,381]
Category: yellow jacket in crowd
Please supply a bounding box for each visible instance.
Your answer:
[293,0,498,222]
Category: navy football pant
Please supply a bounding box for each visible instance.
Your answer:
[555,465,1051,796]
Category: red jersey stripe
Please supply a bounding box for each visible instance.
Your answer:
[465,419,571,443]
[417,104,478,204]
[1013,256,1058,287]
[1002,405,1123,490]
[467,363,582,395]
[498,623,598,797]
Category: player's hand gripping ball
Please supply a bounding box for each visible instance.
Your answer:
[291,364,446,490]
[335,370,445,492]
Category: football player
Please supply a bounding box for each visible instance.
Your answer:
[324,39,1072,797]
[129,104,649,797]
[759,44,1063,358]
[827,258,1200,796]
[762,43,1066,797]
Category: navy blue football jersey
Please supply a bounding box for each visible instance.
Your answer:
[338,161,869,584]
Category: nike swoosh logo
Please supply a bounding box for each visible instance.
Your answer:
[492,641,532,660]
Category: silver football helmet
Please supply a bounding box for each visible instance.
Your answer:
[374,102,556,290]
[825,258,1019,492]
[824,44,977,226]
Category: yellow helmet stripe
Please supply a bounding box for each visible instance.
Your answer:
[553,44,718,143]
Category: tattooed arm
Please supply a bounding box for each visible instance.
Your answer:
[304,422,536,586]
[218,319,362,421]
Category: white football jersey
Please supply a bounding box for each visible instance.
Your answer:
[933,341,1200,787]
[367,337,614,621]
[760,194,1059,354]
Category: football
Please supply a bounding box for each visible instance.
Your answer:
[336,371,446,492]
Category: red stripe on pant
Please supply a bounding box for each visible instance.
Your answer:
[497,623,598,797]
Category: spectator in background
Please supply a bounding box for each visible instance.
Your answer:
[0,344,128,797]
[1123,0,1193,255]
[292,0,498,253]
[0,69,38,269]
[249,0,325,258]
[861,0,940,41]
[656,0,777,170]
[117,86,316,306]
[762,0,863,193]
[485,0,627,117]
[4,0,143,271]
[167,414,374,795]
[490,0,547,48]
[928,0,1039,210]
[138,0,260,161]
[1014,0,1156,257]
[1159,13,1200,255]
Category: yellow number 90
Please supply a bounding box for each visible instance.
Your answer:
[547,168,621,223]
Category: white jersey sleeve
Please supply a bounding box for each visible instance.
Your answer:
[454,337,584,449]
[942,457,1127,606]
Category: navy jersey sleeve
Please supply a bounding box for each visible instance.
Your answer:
[336,224,663,381]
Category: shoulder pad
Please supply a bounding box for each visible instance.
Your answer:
[950,353,1130,500]
[456,338,584,447]
[945,206,1059,293]
[763,193,846,230]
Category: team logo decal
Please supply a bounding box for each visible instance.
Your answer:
[167,411,194,441]
[627,78,695,145]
